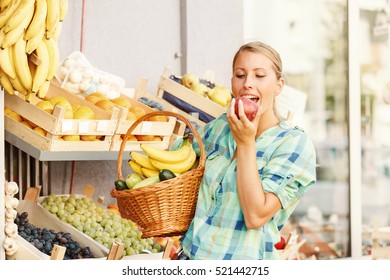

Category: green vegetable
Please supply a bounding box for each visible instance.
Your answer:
[125,173,143,189]
[159,169,176,182]
[114,179,128,191]
[133,175,160,189]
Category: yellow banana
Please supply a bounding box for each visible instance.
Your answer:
[9,74,28,96]
[140,142,191,163]
[130,151,159,171]
[59,0,68,21]
[32,40,50,93]
[0,68,15,95]
[0,0,22,29]
[1,5,34,49]
[46,0,60,39]
[37,79,50,98]
[25,23,45,54]
[149,148,197,173]
[13,37,33,91]
[128,159,144,176]
[24,0,47,41]
[0,28,5,42]
[51,19,62,41]
[141,167,159,178]
[42,37,59,80]
[2,0,35,33]
[0,47,16,79]
[0,0,13,11]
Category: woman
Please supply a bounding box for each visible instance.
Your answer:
[180,41,317,260]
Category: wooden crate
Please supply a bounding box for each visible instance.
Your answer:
[109,79,180,151]
[4,82,118,152]
[134,77,206,127]
[156,67,227,122]
[7,200,109,260]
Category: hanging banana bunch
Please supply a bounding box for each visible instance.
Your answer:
[0,0,68,101]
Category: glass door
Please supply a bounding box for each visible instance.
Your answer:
[244,0,350,259]
[358,0,390,256]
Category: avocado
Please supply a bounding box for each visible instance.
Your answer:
[114,179,128,191]
[159,169,176,181]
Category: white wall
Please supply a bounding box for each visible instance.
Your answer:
[50,0,244,205]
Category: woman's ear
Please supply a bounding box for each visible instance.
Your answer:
[274,78,284,96]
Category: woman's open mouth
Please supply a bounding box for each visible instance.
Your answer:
[241,95,260,104]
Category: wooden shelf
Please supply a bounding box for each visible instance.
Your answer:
[5,130,130,161]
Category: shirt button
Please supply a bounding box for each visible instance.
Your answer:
[211,195,214,200]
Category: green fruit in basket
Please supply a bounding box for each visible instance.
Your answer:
[159,169,176,182]
[133,175,160,189]
[125,173,143,189]
[114,179,128,191]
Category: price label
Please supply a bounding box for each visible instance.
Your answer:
[78,121,90,133]
[61,120,73,132]
[97,120,108,132]
[140,122,152,133]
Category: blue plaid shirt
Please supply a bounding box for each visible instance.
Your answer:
[181,113,316,260]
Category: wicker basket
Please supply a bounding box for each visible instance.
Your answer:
[110,111,205,238]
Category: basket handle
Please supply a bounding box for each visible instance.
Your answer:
[117,110,205,180]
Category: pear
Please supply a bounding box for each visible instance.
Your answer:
[181,73,199,89]
[207,86,232,107]
[191,83,210,97]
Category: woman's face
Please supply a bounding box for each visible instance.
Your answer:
[231,50,283,113]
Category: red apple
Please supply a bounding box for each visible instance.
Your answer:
[274,236,286,250]
[234,97,258,121]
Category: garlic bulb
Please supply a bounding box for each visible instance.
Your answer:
[3,237,18,256]
[5,208,17,222]
[5,181,19,196]
[5,223,18,238]
[69,69,83,84]
[5,196,19,209]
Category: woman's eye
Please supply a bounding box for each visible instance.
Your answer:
[235,74,245,78]
[256,75,265,78]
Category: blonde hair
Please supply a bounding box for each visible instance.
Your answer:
[232,41,285,121]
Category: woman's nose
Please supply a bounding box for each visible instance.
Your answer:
[244,76,253,88]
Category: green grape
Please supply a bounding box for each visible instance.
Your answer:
[68,197,76,206]
[100,218,108,227]
[50,205,58,214]
[76,224,83,232]
[126,247,135,256]
[67,215,75,223]
[153,243,162,251]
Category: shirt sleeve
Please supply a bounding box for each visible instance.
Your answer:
[261,130,317,211]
